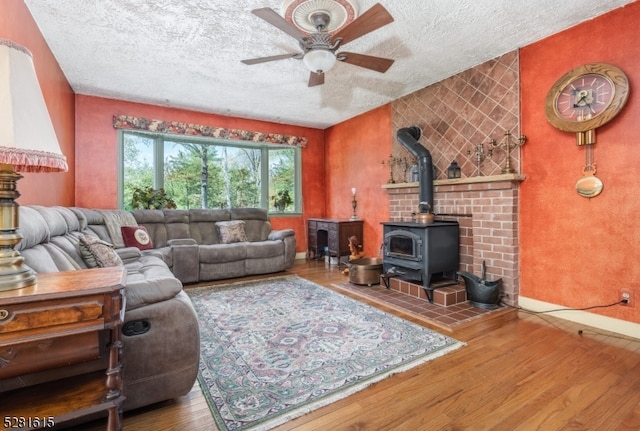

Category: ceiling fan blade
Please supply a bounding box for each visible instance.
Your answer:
[332,3,394,46]
[308,71,324,87]
[338,52,394,73]
[241,53,299,65]
[252,8,307,41]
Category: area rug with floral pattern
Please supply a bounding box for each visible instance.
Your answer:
[187,275,464,431]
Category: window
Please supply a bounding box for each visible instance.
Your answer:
[119,130,301,213]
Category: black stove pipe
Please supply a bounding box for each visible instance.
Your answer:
[396,126,434,214]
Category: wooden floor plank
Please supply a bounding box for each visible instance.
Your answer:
[60,260,640,431]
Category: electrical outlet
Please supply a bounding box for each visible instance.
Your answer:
[620,289,632,306]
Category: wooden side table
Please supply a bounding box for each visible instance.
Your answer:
[0,267,126,431]
[307,218,364,260]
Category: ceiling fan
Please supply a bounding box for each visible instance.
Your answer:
[241,3,394,87]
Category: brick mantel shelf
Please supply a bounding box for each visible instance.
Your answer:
[382,173,525,306]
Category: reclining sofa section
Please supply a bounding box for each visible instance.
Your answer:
[12,205,296,413]
[112,207,295,284]
[14,205,200,413]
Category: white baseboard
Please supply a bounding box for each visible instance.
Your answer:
[519,296,640,340]
[295,252,307,260]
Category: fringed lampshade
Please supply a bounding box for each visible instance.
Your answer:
[0,39,68,291]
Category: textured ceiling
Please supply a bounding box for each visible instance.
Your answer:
[25,0,634,129]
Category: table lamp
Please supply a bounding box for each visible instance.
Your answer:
[0,39,68,291]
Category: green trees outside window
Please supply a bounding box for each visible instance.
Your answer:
[120,131,299,213]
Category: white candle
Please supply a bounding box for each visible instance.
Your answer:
[352,187,356,196]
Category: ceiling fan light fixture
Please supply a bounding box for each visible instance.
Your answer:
[303,49,337,73]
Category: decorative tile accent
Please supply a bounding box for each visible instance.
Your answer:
[391,51,520,181]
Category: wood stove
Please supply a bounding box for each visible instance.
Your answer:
[382,221,460,302]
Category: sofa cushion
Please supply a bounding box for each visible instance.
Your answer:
[79,234,123,268]
[130,209,169,248]
[71,208,115,243]
[215,220,247,244]
[16,206,50,251]
[30,206,68,238]
[188,209,230,244]
[130,209,192,248]
[50,233,90,270]
[244,220,271,242]
[121,226,153,250]
[123,255,184,310]
[199,243,247,263]
[230,208,270,241]
[163,210,191,242]
[20,244,83,273]
[245,240,284,259]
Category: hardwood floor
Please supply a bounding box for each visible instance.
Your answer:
[75,260,640,431]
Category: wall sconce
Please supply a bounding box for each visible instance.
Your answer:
[447,160,461,179]
[0,39,68,291]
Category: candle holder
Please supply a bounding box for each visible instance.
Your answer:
[350,188,358,220]
[400,157,409,182]
[490,130,527,174]
[467,141,493,176]
[381,154,400,183]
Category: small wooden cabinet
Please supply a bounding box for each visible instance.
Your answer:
[308,218,364,260]
[0,267,126,431]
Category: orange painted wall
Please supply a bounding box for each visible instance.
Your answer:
[0,0,75,205]
[10,0,640,325]
[75,95,326,253]
[520,1,640,323]
[324,105,392,256]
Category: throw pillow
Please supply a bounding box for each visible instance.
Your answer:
[216,220,248,244]
[121,226,153,250]
[79,234,123,268]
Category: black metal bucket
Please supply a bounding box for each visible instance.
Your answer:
[457,271,502,309]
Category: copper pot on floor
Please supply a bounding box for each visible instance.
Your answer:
[348,258,383,286]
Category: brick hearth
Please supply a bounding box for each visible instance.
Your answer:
[388,277,467,307]
[334,278,511,332]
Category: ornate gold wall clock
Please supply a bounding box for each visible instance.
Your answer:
[544,62,630,197]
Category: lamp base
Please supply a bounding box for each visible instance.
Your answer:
[0,231,36,291]
[0,255,36,291]
[0,166,37,291]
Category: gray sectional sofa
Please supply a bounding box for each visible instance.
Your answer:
[13,205,199,412]
[76,207,297,284]
[11,205,296,413]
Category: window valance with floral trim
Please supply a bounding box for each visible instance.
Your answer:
[112,115,308,148]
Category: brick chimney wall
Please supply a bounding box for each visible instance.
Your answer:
[387,50,522,306]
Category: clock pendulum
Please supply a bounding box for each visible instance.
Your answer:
[575,138,603,198]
